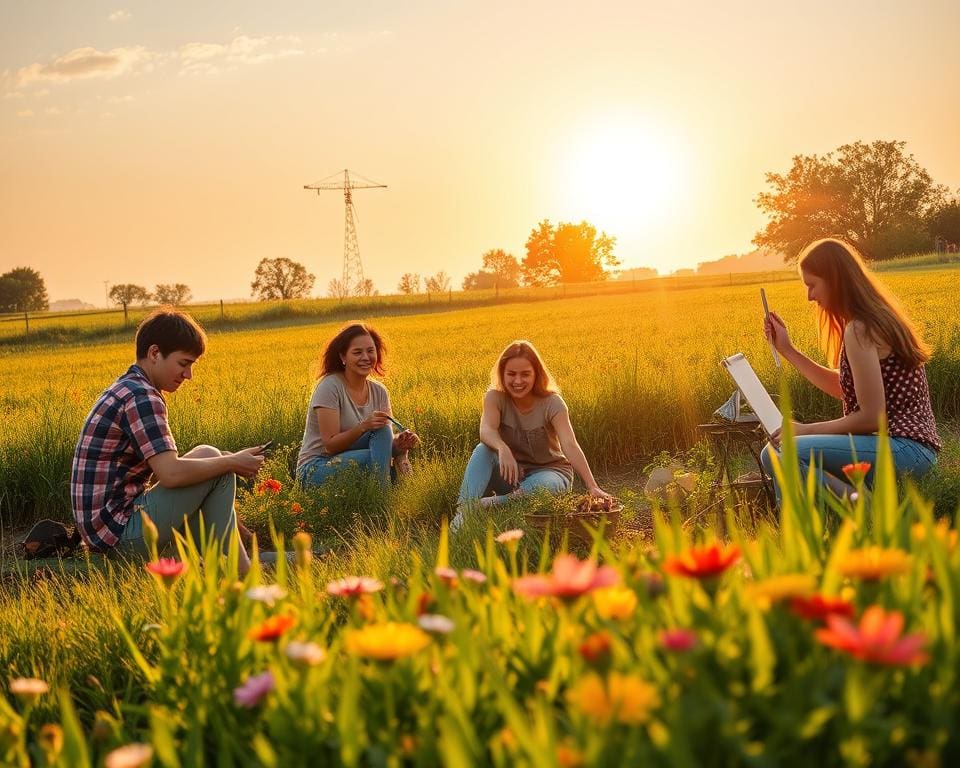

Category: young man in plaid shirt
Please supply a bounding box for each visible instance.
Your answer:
[71,309,265,573]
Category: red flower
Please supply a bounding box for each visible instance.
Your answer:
[255,479,282,495]
[841,462,872,485]
[144,558,187,588]
[290,502,303,515]
[659,628,698,652]
[513,555,619,600]
[815,605,928,666]
[662,543,740,580]
[578,631,612,664]
[789,594,856,623]
[248,614,296,642]
[417,592,436,616]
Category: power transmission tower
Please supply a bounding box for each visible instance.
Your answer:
[304,169,387,296]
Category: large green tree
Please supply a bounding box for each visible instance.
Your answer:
[0,267,48,312]
[522,221,618,285]
[928,198,960,246]
[754,140,947,261]
[251,258,315,300]
[109,284,152,307]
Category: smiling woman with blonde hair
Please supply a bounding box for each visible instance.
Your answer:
[452,340,609,530]
[761,238,941,503]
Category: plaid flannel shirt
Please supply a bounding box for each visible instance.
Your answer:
[71,364,177,551]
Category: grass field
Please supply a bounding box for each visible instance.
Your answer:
[2,267,959,528]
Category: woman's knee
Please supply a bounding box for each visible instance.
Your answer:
[469,443,496,462]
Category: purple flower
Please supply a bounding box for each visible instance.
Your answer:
[233,671,274,708]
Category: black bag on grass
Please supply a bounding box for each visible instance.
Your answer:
[20,519,82,559]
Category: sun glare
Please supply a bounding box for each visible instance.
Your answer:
[557,120,687,240]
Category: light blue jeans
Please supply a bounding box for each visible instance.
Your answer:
[457,443,572,508]
[760,434,937,507]
[297,425,394,491]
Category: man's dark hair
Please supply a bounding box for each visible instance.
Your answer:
[136,308,207,359]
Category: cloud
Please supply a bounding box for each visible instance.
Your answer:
[178,35,303,75]
[108,9,131,22]
[45,106,61,115]
[16,109,34,118]
[7,46,154,91]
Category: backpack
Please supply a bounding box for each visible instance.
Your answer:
[20,519,82,560]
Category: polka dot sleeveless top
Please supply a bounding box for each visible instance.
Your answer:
[839,344,942,452]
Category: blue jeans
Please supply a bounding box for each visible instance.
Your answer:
[457,443,572,508]
[297,425,393,491]
[760,434,937,507]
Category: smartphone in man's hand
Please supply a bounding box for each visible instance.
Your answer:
[255,441,274,455]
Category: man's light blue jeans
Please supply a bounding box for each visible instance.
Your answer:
[297,425,393,491]
[457,443,572,508]
[760,433,937,507]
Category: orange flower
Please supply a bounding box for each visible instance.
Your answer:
[345,622,430,660]
[144,558,187,588]
[841,462,872,485]
[838,547,911,581]
[567,672,660,725]
[789,594,856,623]
[816,605,929,666]
[255,478,282,495]
[911,521,958,551]
[513,555,619,600]
[556,744,585,767]
[578,631,612,664]
[290,502,303,515]
[248,614,296,642]
[747,573,816,607]
[663,543,740,580]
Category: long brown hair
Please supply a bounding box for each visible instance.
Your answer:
[319,322,386,378]
[798,238,930,367]
[489,340,559,397]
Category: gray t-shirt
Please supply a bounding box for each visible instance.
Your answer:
[297,374,391,470]
[487,389,574,480]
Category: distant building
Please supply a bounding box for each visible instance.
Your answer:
[49,299,97,312]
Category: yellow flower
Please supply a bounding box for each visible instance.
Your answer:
[345,622,430,661]
[592,586,638,621]
[568,672,659,725]
[747,573,817,608]
[912,521,958,551]
[838,547,911,581]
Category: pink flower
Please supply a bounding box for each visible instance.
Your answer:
[326,576,384,597]
[496,529,524,544]
[513,555,619,600]
[233,671,274,708]
[659,628,698,652]
[434,567,458,587]
[144,558,187,588]
[461,569,487,584]
[815,606,929,666]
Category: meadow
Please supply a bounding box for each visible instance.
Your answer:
[3,268,960,765]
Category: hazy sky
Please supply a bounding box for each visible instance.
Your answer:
[2,0,959,306]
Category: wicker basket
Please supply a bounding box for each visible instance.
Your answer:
[525,503,622,548]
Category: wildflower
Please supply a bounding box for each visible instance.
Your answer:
[513,554,619,600]
[816,605,929,666]
[248,614,296,642]
[246,584,288,606]
[233,671,275,708]
[911,521,958,551]
[254,478,283,495]
[461,569,488,584]
[9,677,49,705]
[568,672,660,725]
[841,462,872,485]
[789,594,856,622]
[557,743,585,767]
[747,573,817,607]
[663,542,740,580]
[103,743,154,768]
[38,723,63,759]
[144,558,187,588]
[496,529,524,544]
[346,622,430,660]
[105,743,153,768]
[417,592,436,616]
[326,576,384,597]
[417,614,455,634]
[290,502,303,515]
[285,641,326,666]
[838,547,911,581]
[578,631,612,664]
[659,628,698,652]
[434,566,458,587]
[592,586,638,620]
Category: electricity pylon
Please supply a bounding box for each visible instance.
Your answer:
[304,169,387,296]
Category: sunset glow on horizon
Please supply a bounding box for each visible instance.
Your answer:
[1,1,958,306]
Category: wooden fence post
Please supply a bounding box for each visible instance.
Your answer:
[220,299,225,321]
[24,311,29,334]
[123,301,129,324]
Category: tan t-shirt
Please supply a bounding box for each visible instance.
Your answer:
[297,374,391,470]
[487,389,574,480]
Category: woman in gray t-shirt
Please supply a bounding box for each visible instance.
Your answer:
[454,340,609,527]
[296,323,419,490]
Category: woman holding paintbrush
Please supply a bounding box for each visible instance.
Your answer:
[761,238,940,503]
[296,322,419,491]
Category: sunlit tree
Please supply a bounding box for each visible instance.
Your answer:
[522,220,618,285]
[154,283,193,305]
[251,258,315,300]
[0,267,48,312]
[108,283,152,307]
